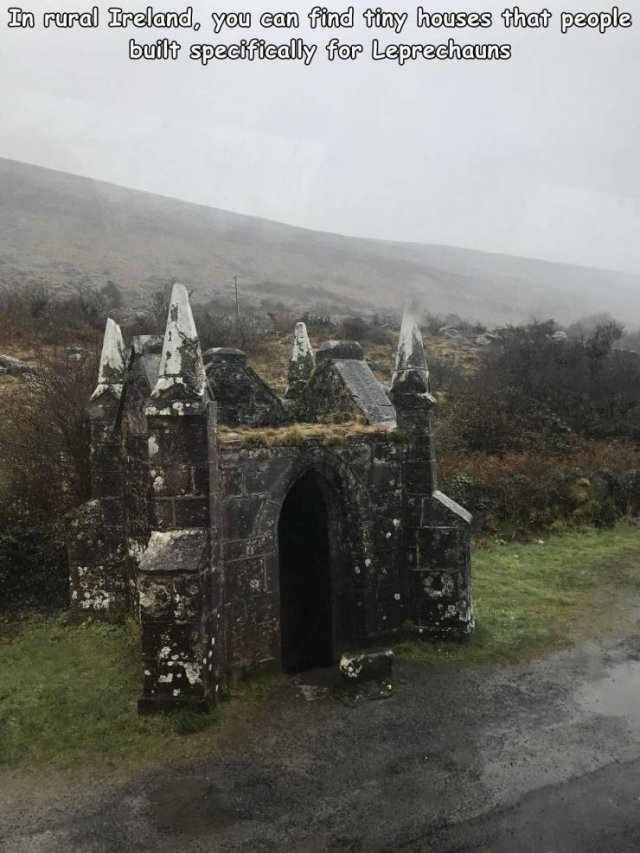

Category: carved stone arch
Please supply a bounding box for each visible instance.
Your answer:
[255,446,377,664]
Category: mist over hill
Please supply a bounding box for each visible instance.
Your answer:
[1,156,639,326]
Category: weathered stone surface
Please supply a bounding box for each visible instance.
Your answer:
[67,499,130,614]
[91,318,126,401]
[222,496,264,540]
[138,529,208,575]
[146,283,207,416]
[332,360,396,427]
[340,649,394,682]
[225,556,267,598]
[132,334,163,390]
[316,339,364,362]
[0,353,34,376]
[205,352,286,427]
[285,322,315,399]
[390,307,436,411]
[71,287,473,714]
[304,360,357,422]
[305,357,396,426]
[204,347,247,366]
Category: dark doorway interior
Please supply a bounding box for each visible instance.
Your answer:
[278,472,334,673]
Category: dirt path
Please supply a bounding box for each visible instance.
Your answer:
[3,626,640,852]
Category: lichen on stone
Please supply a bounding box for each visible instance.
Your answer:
[91,318,126,401]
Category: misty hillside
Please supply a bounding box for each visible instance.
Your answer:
[1,157,639,325]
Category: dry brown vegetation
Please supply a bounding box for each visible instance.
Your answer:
[219,421,388,448]
[1,288,639,546]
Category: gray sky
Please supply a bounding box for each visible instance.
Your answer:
[2,1,639,272]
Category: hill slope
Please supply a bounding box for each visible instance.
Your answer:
[1,157,639,325]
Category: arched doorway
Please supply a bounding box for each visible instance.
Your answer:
[278,472,334,672]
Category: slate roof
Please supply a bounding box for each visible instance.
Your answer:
[333,359,396,427]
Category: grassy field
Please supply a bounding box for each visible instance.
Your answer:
[0,615,283,780]
[1,522,640,779]
[396,520,640,666]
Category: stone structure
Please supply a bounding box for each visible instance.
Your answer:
[68,284,473,712]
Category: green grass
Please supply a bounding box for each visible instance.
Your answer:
[395,520,640,667]
[0,614,283,777]
[2,522,640,778]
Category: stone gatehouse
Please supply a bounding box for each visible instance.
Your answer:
[68,284,473,711]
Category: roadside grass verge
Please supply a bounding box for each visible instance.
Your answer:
[395,519,640,667]
[1,522,639,778]
[0,614,284,777]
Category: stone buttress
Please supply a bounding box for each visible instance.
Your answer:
[136,284,222,711]
[67,319,131,613]
[391,309,474,637]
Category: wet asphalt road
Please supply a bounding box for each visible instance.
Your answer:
[3,634,640,852]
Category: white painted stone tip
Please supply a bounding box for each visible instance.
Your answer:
[151,283,206,400]
[395,305,428,374]
[167,283,198,342]
[90,317,126,400]
[291,321,314,362]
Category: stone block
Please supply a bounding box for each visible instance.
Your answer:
[139,620,208,700]
[416,526,470,572]
[423,491,472,526]
[403,460,435,494]
[173,496,210,527]
[244,457,293,494]
[192,464,211,495]
[222,496,263,540]
[339,649,394,682]
[220,465,244,496]
[150,463,193,497]
[152,498,175,529]
[148,419,209,466]
[225,556,266,599]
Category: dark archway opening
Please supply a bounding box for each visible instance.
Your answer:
[278,472,334,673]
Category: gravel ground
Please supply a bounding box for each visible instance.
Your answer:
[3,632,640,852]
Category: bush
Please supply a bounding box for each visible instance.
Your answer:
[620,469,640,515]
[0,347,96,523]
[440,444,640,536]
[442,473,497,530]
[461,320,640,446]
[0,524,68,611]
[340,316,392,345]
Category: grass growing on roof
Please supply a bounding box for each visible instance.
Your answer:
[395,519,640,667]
[219,421,387,448]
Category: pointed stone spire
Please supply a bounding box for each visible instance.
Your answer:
[149,284,206,399]
[391,306,433,400]
[286,321,315,398]
[395,307,428,374]
[91,318,126,400]
[292,321,313,363]
[391,306,438,492]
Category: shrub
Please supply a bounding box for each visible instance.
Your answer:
[0,524,68,611]
[440,443,640,536]
[620,469,640,515]
[0,347,96,523]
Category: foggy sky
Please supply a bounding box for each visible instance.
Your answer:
[2,1,639,273]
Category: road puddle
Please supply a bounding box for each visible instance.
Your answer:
[572,657,640,730]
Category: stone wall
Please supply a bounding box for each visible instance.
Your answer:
[68,389,131,614]
[205,348,286,427]
[217,432,411,672]
[69,295,474,714]
[137,403,219,712]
